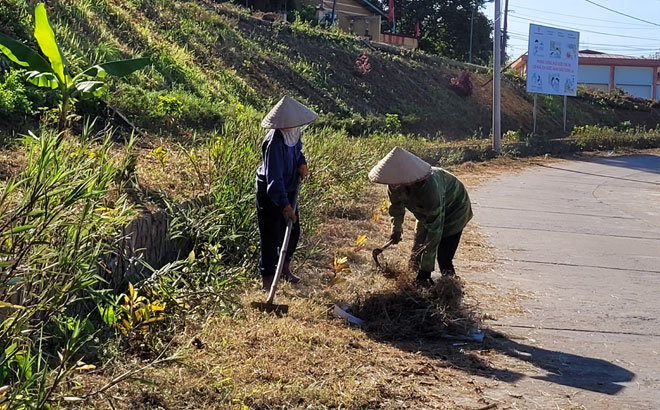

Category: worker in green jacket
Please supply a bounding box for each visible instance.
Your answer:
[369,147,473,285]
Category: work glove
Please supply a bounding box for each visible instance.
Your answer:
[282,204,297,223]
[389,231,402,244]
[298,164,308,179]
[416,270,434,286]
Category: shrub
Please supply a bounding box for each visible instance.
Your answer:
[450,71,472,97]
[158,95,183,133]
[355,53,371,76]
[0,70,32,118]
[0,131,133,408]
[385,113,401,133]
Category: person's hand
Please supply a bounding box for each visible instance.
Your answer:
[282,204,297,223]
[298,164,308,179]
[389,231,402,244]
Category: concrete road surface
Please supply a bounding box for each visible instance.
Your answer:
[471,154,660,409]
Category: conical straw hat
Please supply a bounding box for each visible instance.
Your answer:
[261,96,318,129]
[368,147,432,185]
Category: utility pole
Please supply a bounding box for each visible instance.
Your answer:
[501,0,509,64]
[469,2,475,64]
[493,0,501,153]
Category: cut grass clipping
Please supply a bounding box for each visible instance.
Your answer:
[352,274,480,340]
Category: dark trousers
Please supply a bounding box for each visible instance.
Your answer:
[256,189,300,278]
[410,223,463,274]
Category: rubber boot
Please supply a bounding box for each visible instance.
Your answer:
[440,267,456,277]
[416,270,434,287]
[262,275,274,292]
[282,260,300,284]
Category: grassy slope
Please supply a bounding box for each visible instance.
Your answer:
[4,0,659,141]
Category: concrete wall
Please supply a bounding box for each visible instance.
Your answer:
[379,33,418,49]
[321,0,371,16]
[107,195,211,289]
[318,0,382,39]
[614,66,653,99]
[577,64,656,100]
[578,65,610,92]
[336,14,380,39]
[577,65,610,85]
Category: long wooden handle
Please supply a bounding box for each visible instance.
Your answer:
[266,177,302,304]
[267,219,293,304]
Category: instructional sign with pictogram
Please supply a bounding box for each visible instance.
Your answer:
[527,23,580,96]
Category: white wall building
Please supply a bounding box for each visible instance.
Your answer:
[513,50,660,101]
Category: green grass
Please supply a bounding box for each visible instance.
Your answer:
[571,124,660,151]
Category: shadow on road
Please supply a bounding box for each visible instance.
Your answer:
[356,286,635,395]
[594,154,660,175]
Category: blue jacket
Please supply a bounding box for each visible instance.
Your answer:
[256,129,306,210]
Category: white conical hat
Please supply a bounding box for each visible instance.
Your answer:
[368,147,432,185]
[261,96,318,129]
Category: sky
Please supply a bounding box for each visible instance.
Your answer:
[482,0,660,59]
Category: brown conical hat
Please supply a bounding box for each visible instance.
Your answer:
[261,96,318,129]
[368,147,432,185]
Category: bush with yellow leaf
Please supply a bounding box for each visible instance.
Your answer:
[0,132,132,408]
[328,235,368,287]
[114,283,166,341]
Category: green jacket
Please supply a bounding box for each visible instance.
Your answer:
[388,167,473,272]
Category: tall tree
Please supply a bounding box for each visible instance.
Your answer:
[380,0,493,65]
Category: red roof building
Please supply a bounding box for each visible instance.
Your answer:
[511,50,660,100]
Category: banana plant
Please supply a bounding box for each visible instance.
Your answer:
[0,3,151,130]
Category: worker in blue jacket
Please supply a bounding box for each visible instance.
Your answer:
[256,96,318,290]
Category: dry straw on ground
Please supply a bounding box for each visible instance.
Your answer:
[354,275,478,339]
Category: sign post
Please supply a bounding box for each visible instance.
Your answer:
[526,24,580,133]
[563,95,568,132]
[533,94,537,134]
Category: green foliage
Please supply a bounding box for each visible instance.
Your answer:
[113,282,166,344]
[385,113,402,133]
[0,131,133,408]
[293,59,331,90]
[571,124,660,151]
[540,94,562,118]
[157,95,183,117]
[0,70,33,118]
[502,129,523,142]
[114,85,228,133]
[0,0,31,41]
[387,0,493,63]
[158,95,183,133]
[293,4,319,27]
[0,3,151,130]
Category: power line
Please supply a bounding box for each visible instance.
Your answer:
[508,33,659,50]
[583,0,660,27]
[511,35,660,53]
[512,12,660,30]
[507,31,660,55]
[509,15,660,41]
[510,4,652,25]
[508,31,659,49]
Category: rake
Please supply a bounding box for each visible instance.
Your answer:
[251,178,301,315]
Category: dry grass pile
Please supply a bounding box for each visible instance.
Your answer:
[353,275,480,340]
